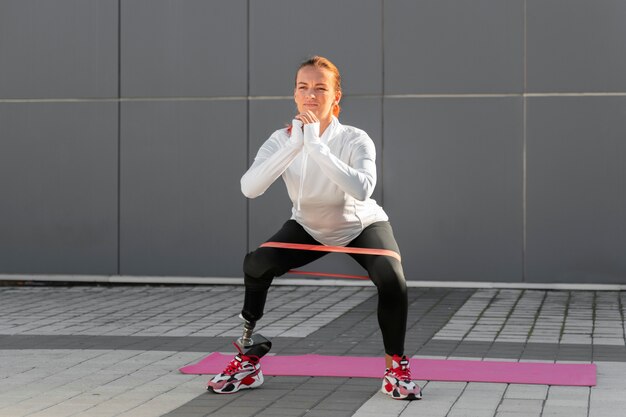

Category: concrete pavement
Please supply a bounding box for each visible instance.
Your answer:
[1,284,625,416]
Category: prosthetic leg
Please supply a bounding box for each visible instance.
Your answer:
[206,261,275,394]
[235,285,272,358]
[234,313,272,358]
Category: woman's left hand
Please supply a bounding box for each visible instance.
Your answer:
[295,110,319,125]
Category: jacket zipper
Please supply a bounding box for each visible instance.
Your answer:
[297,150,308,211]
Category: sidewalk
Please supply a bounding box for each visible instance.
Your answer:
[1,284,625,417]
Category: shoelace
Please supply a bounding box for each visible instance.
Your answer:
[223,356,244,375]
[392,359,412,381]
[396,365,412,381]
[223,354,260,375]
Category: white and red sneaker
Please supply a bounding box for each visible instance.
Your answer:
[207,347,263,394]
[381,355,422,400]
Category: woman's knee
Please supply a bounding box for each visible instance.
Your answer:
[243,250,280,290]
[370,257,407,295]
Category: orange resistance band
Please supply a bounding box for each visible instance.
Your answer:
[258,242,402,280]
[285,270,370,280]
[259,242,402,262]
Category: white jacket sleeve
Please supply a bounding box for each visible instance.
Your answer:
[303,122,376,201]
[240,120,303,199]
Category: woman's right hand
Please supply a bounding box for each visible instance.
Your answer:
[290,119,304,148]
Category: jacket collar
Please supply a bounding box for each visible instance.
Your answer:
[320,116,339,144]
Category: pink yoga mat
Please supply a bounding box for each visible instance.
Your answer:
[180,353,596,387]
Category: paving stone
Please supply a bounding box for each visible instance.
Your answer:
[541,406,588,417]
[497,399,544,414]
[504,384,548,400]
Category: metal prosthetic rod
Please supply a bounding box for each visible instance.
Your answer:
[235,314,272,358]
[237,314,256,347]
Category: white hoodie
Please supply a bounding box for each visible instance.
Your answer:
[241,116,388,246]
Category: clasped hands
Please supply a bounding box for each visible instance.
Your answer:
[290,110,321,148]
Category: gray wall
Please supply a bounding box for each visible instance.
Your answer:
[1,0,625,283]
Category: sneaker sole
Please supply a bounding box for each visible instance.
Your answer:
[381,386,423,400]
[207,373,264,394]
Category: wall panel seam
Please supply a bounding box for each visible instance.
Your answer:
[3,92,625,104]
[381,0,385,208]
[117,0,122,275]
[522,0,527,283]
[246,0,250,254]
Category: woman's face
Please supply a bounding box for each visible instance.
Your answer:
[294,66,341,121]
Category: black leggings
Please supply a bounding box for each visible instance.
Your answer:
[242,220,408,356]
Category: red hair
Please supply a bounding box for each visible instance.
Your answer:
[295,56,342,118]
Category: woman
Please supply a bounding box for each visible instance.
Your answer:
[208,56,421,400]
